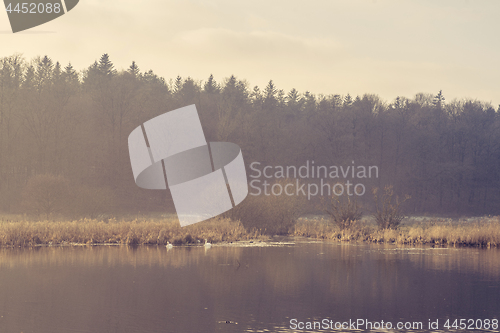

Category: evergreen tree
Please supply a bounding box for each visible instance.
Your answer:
[98,53,116,77]
[203,74,219,94]
[303,91,316,112]
[344,93,353,107]
[142,69,167,88]
[22,65,35,90]
[82,61,99,87]
[35,55,54,90]
[128,61,140,78]
[286,88,301,107]
[285,89,303,115]
[62,63,79,85]
[180,77,199,103]
[173,75,182,93]
[51,61,65,98]
[53,61,61,79]
[223,75,237,94]
[250,86,263,109]
[263,80,277,109]
[433,90,445,109]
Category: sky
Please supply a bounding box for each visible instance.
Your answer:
[1,0,499,107]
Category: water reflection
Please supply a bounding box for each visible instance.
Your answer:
[0,241,498,333]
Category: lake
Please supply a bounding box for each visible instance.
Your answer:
[0,240,499,332]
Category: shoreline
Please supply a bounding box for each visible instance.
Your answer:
[0,216,499,249]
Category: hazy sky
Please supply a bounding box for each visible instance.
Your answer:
[1,0,499,106]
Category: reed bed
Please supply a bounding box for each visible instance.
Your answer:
[1,214,499,248]
[292,216,500,248]
[0,217,266,247]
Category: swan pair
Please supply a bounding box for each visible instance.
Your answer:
[166,239,211,248]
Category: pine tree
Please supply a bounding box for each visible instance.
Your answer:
[82,61,99,87]
[303,91,316,112]
[344,93,353,107]
[180,77,199,103]
[52,61,65,97]
[173,75,182,93]
[203,74,219,94]
[433,90,445,109]
[98,53,116,77]
[22,65,35,90]
[35,55,54,90]
[263,80,277,109]
[62,63,79,85]
[128,61,140,78]
[223,75,237,94]
[286,88,301,106]
[54,61,61,74]
[285,88,302,114]
[250,86,263,108]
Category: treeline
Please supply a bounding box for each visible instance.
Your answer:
[0,53,499,217]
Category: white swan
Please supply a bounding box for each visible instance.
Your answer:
[204,239,211,248]
[166,242,173,249]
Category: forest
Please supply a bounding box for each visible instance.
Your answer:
[0,53,499,218]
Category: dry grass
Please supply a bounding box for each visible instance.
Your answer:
[292,217,375,241]
[2,214,500,249]
[0,216,267,247]
[292,216,500,248]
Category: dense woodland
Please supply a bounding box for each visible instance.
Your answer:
[0,53,499,217]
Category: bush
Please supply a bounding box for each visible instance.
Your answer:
[225,179,306,235]
[323,183,362,229]
[372,185,410,229]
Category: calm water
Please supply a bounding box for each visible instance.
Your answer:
[0,240,499,333]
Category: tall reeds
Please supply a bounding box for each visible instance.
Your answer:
[0,217,264,247]
[293,216,500,248]
[1,214,499,249]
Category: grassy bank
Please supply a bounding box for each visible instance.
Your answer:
[0,216,265,247]
[293,216,500,248]
[1,214,499,248]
